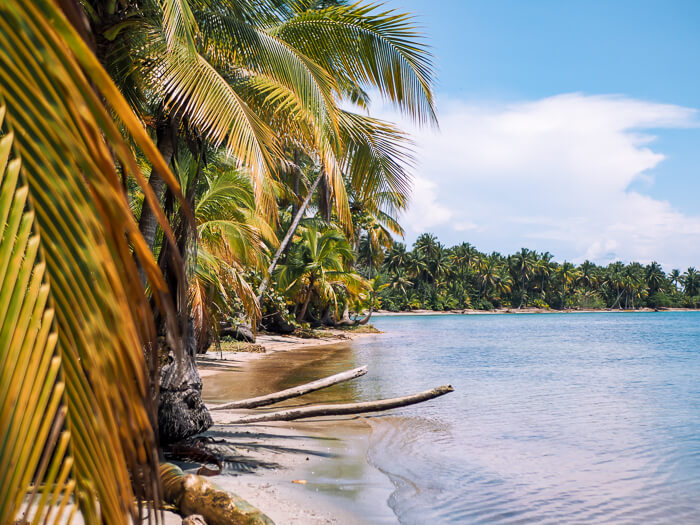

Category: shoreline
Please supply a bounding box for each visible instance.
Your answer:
[194,330,396,524]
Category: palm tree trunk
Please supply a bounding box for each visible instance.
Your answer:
[297,286,313,322]
[291,150,300,218]
[355,304,374,325]
[319,173,332,223]
[138,115,178,255]
[257,175,322,301]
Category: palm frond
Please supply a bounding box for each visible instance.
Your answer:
[0,0,189,521]
[273,2,437,125]
[161,0,199,52]
[196,9,341,136]
[340,111,414,212]
[147,37,281,217]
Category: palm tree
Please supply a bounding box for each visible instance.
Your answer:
[535,252,554,299]
[390,268,414,299]
[644,261,665,294]
[187,158,275,351]
[682,267,700,297]
[277,225,365,322]
[510,248,536,308]
[669,269,682,290]
[556,262,579,308]
[256,2,437,295]
[385,242,409,274]
[578,260,598,291]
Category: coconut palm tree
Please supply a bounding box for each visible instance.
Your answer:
[645,261,665,294]
[510,248,536,307]
[682,267,700,297]
[276,225,365,322]
[669,269,682,290]
[385,242,410,273]
[186,157,276,351]
[556,262,579,308]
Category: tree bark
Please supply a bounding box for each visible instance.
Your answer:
[210,366,368,410]
[138,115,179,255]
[158,319,213,444]
[319,173,332,223]
[223,385,454,424]
[257,175,323,301]
[291,149,300,218]
[337,304,354,326]
[355,304,374,325]
[296,285,313,323]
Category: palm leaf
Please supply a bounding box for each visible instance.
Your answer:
[146,36,281,217]
[273,2,437,125]
[161,0,199,52]
[340,111,414,213]
[0,0,189,521]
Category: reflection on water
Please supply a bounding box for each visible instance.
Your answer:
[360,312,700,524]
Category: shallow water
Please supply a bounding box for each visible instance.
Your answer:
[357,312,700,524]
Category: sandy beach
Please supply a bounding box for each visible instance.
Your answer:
[188,330,397,524]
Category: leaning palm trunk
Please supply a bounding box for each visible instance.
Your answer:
[257,175,322,301]
[355,304,374,325]
[297,285,314,322]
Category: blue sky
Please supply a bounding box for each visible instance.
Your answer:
[376,0,700,269]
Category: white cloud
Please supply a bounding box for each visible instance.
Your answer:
[400,175,452,233]
[371,93,700,269]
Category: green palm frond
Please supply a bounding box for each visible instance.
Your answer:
[161,0,199,52]
[340,111,414,212]
[273,2,437,125]
[196,9,341,134]
[146,36,281,216]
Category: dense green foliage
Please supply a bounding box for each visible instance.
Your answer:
[358,234,700,311]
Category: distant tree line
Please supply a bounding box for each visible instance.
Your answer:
[355,233,700,311]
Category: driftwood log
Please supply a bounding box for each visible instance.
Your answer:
[161,463,274,525]
[223,385,454,424]
[210,366,368,410]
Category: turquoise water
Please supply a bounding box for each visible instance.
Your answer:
[350,312,700,524]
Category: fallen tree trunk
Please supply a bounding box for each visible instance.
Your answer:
[161,463,274,525]
[224,385,454,424]
[210,366,368,410]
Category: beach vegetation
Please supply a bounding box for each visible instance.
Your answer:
[375,238,700,312]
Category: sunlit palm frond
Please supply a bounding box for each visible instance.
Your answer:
[146,35,281,217]
[273,2,437,125]
[0,1,188,521]
[375,207,405,238]
[160,0,199,52]
[196,9,341,135]
[340,111,414,210]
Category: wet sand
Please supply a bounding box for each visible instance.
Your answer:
[195,334,397,524]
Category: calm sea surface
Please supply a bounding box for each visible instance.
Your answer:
[350,312,700,524]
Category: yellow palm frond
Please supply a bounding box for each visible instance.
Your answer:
[0,0,188,522]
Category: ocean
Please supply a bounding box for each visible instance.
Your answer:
[350,312,700,524]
